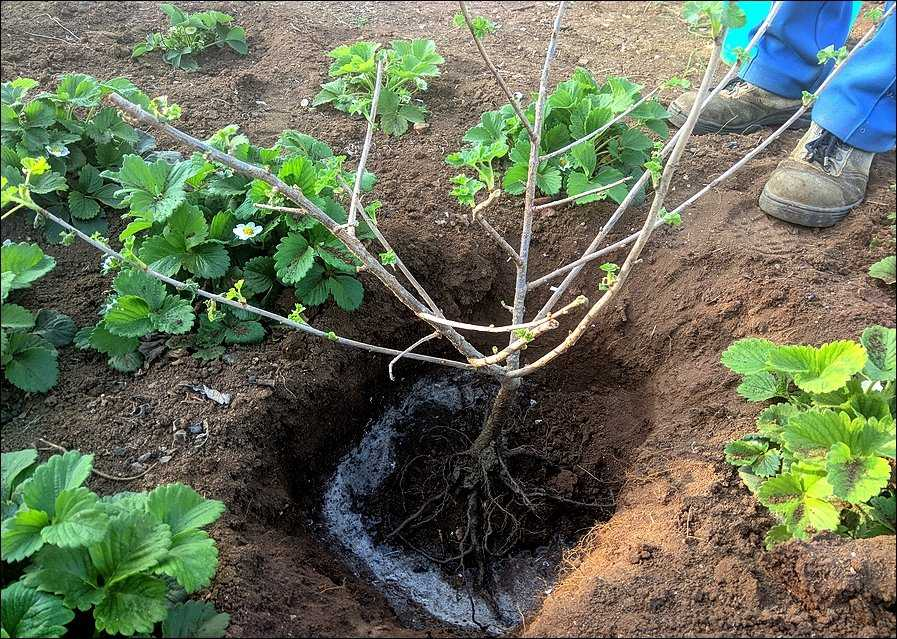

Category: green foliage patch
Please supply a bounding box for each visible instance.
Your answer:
[0,449,229,637]
[721,326,896,548]
[132,4,248,71]
[1,241,74,393]
[313,39,444,136]
[445,68,669,209]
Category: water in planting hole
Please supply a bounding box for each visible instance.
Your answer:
[321,373,569,635]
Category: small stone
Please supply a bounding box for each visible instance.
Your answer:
[130,462,146,473]
[188,423,205,435]
[137,452,154,463]
[159,455,172,464]
[112,447,128,457]
[300,98,309,107]
[412,122,430,131]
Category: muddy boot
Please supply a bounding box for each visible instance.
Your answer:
[759,123,874,228]
[668,79,811,134]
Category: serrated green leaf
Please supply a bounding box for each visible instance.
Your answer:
[736,372,780,402]
[1,449,38,504]
[769,340,867,394]
[326,274,364,311]
[182,242,230,279]
[783,410,852,459]
[21,451,92,517]
[150,296,194,335]
[105,295,152,338]
[155,528,218,593]
[757,472,839,538]
[826,442,890,504]
[0,582,73,639]
[39,487,109,548]
[146,483,225,535]
[113,269,166,310]
[87,322,139,357]
[0,508,49,561]
[861,325,895,382]
[224,321,264,344]
[763,524,793,549]
[242,256,276,295]
[162,601,230,638]
[1,303,34,330]
[93,573,169,636]
[31,310,75,348]
[88,511,172,585]
[2,333,58,393]
[24,545,104,611]
[721,338,778,375]
[752,450,781,477]
[67,190,101,220]
[1,242,56,291]
[723,439,766,466]
[274,233,315,285]
[869,255,896,285]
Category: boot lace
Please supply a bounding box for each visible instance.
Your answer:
[804,129,849,173]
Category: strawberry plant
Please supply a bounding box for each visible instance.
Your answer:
[1,74,178,243]
[721,326,896,548]
[868,207,896,286]
[0,448,229,637]
[446,68,670,208]
[312,39,444,136]
[132,3,248,71]
[1,241,75,393]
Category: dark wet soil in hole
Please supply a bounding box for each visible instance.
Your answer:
[322,372,619,634]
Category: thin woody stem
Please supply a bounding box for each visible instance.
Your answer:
[510,30,724,378]
[533,176,631,211]
[470,190,521,264]
[458,1,535,141]
[507,0,567,373]
[23,202,482,373]
[347,57,384,232]
[389,332,439,381]
[532,0,785,318]
[418,294,587,334]
[108,93,500,374]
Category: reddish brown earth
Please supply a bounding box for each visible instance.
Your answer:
[1,2,895,638]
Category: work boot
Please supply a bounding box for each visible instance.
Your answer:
[759,123,874,228]
[668,79,811,134]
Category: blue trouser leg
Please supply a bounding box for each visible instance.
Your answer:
[739,1,853,98]
[813,4,896,152]
[739,1,896,152]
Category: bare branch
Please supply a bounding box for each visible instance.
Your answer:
[507,0,568,373]
[389,332,439,381]
[26,202,483,373]
[347,57,384,232]
[108,94,500,373]
[539,87,660,162]
[532,1,785,319]
[418,294,587,334]
[457,1,535,141]
[533,176,632,211]
[510,30,725,377]
[470,190,521,264]
[469,320,559,369]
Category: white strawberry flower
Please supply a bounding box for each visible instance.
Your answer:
[233,222,263,240]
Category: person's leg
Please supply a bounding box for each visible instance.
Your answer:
[760,7,896,227]
[668,0,854,133]
[812,4,896,152]
[740,1,854,99]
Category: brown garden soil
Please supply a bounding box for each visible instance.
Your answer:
[2,1,896,637]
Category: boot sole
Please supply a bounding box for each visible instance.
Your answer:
[759,189,857,228]
[668,103,812,135]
